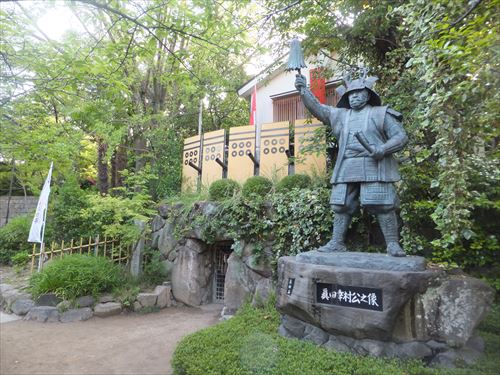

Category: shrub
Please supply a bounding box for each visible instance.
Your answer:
[242,176,273,199]
[50,179,92,241]
[50,179,154,245]
[29,254,126,300]
[172,299,444,375]
[209,179,240,201]
[0,215,33,264]
[276,174,312,192]
[11,251,30,267]
[141,248,167,286]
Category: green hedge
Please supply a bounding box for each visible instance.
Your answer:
[29,254,126,300]
[171,299,500,375]
[276,174,312,192]
[242,176,273,199]
[209,179,240,201]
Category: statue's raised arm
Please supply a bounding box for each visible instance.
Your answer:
[294,74,333,127]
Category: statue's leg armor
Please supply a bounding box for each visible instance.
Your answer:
[318,184,358,253]
[376,210,405,257]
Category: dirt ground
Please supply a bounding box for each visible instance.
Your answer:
[0,304,221,375]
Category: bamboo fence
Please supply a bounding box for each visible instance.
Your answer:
[30,236,131,273]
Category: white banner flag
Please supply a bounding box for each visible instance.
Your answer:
[28,162,53,243]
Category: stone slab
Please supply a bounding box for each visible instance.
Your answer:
[136,293,157,308]
[11,299,35,315]
[296,251,427,271]
[25,306,60,322]
[60,308,93,323]
[94,302,122,317]
[36,293,61,307]
[76,295,94,308]
[154,285,171,308]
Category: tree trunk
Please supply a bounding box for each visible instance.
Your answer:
[97,140,109,195]
[111,144,127,189]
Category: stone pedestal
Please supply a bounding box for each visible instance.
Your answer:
[276,251,494,367]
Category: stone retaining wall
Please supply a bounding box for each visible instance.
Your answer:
[0,196,38,227]
[150,202,274,317]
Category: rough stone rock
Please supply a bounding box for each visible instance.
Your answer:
[36,293,61,307]
[296,251,427,271]
[151,215,166,233]
[223,252,263,315]
[303,324,329,345]
[281,314,306,338]
[280,313,435,360]
[416,276,494,347]
[324,336,351,353]
[57,300,72,311]
[1,286,31,311]
[0,283,14,305]
[136,293,157,308]
[252,278,273,307]
[94,302,122,317]
[426,340,449,352]
[430,347,482,368]
[76,295,94,308]
[277,256,438,340]
[157,222,179,259]
[133,301,142,311]
[353,339,386,356]
[158,202,184,219]
[244,254,272,278]
[98,294,115,303]
[184,201,229,241]
[396,341,433,359]
[11,299,35,315]
[171,239,212,306]
[465,335,485,353]
[154,285,171,308]
[25,306,60,322]
[60,308,93,323]
[161,260,174,278]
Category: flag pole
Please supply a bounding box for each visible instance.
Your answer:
[37,206,49,272]
[28,162,53,272]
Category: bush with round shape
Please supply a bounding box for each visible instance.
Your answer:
[242,176,273,199]
[276,174,312,192]
[29,254,126,300]
[209,179,240,201]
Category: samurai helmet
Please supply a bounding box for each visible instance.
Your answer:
[336,68,381,108]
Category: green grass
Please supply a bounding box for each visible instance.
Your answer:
[29,254,126,300]
[172,298,500,375]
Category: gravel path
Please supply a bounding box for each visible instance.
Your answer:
[0,304,221,375]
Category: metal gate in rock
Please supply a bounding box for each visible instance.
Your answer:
[213,244,232,302]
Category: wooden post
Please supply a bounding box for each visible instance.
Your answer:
[94,235,99,256]
[88,237,91,255]
[31,243,36,273]
[60,240,64,259]
[70,239,74,256]
[79,237,83,254]
[103,235,107,258]
[111,238,115,261]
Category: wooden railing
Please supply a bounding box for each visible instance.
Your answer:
[30,236,131,273]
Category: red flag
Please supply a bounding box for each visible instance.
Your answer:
[249,85,257,125]
[309,68,326,104]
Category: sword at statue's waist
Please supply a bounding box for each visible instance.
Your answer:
[353,131,374,154]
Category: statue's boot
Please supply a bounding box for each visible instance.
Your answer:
[377,211,406,257]
[317,213,351,253]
